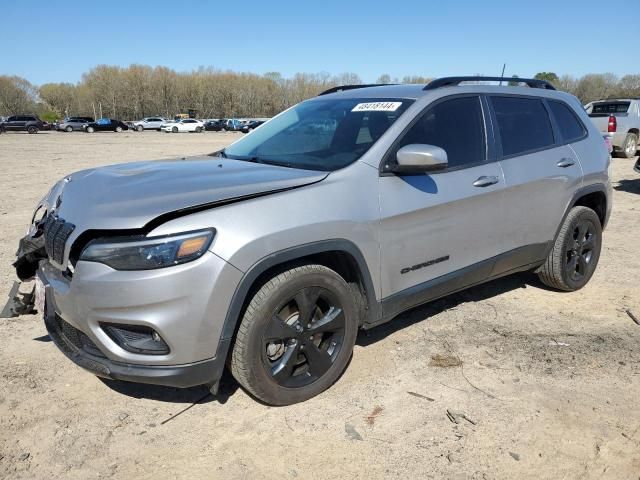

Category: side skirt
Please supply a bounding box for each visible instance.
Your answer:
[368,243,549,329]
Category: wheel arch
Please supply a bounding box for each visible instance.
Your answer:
[217,240,380,360]
[628,128,639,136]
[571,186,608,228]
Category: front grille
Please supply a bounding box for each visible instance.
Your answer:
[42,216,75,265]
[55,315,105,358]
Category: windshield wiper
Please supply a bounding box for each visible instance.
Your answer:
[223,154,295,169]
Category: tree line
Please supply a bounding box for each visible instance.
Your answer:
[1,65,639,121]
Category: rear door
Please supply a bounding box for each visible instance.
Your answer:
[491,95,583,263]
[379,95,505,303]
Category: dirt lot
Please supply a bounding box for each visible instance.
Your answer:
[0,131,639,480]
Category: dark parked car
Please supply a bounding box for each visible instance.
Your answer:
[57,117,95,132]
[241,120,265,133]
[0,115,45,134]
[84,118,129,133]
[204,120,224,131]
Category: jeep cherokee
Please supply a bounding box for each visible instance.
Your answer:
[14,76,612,405]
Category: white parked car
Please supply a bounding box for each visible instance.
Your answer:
[161,118,204,133]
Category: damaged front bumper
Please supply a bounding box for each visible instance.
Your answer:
[34,257,237,390]
[40,267,227,388]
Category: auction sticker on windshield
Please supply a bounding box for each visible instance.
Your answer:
[352,102,402,112]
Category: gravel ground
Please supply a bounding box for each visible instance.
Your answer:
[0,131,639,480]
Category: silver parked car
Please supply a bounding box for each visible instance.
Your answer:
[56,117,94,132]
[584,99,640,158]
[14,77,612,405]
[131,117,167,132]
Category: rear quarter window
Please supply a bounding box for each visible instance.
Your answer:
[548,101,586,143]
[491,96,555,157]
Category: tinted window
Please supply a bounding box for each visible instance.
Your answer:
[394,96,485,168]
[7,116,16,121]
[491,97,554,157]
[591,102,629,114]
[549,101,586,143]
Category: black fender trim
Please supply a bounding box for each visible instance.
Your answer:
[542,183,609,261]
[216,239,381,358]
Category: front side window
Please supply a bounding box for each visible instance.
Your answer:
[391,96,486,169]
[548,101,586,143]
[491,96,555,157]
[224,97,414,171]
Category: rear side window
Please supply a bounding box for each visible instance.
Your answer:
[491,96,555,157]
[394,96,486,168]
[548,101,586,143]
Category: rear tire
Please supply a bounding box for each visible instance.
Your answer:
[230,264,358,405]
[620,133,638,159]
[537,206,602,291]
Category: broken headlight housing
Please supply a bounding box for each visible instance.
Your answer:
[79,229,214,270]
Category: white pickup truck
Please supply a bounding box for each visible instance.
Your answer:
[584,99,640,158]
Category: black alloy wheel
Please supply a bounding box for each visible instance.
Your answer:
[263,286,346,388]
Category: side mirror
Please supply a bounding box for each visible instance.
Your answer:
[393,144,448,174]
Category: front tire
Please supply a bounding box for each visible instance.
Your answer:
[27,126,38,134]
[537,206,602,291]
[620,133,638,159]
[172,126,178,133]
[230,264,358,405]
[115,126,123,133]
[136,125,144,132]
[86,126,95,133]
[65,126,73,132]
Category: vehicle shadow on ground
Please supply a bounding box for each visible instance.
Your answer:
[99,370,239,405]
[357,271,544,347]
[614,178,640,194]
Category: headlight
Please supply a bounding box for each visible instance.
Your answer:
[80,229,214,270]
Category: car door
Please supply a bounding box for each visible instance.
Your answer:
[6,116,21,131]
[490,96,584,261]
[379,95,505,308]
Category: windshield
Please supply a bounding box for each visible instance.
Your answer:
[224,98,414,171]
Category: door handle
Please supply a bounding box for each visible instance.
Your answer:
[556,158,576,168]
[473,175,499,187]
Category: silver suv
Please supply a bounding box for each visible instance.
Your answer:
[14,77,612,405]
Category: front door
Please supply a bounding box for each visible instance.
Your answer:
[379,95,505,314]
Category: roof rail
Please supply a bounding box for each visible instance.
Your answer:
[424,76,556,91]
[317,84,395,96]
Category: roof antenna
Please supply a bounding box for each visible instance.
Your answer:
[499,63,506,85]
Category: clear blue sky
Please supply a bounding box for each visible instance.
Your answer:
[1,0,635,85]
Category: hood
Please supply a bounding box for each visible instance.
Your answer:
[49,157,328,232]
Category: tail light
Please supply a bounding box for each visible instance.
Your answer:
[607,114,617,133]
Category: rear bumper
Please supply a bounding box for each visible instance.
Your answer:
[39,268,228,388]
